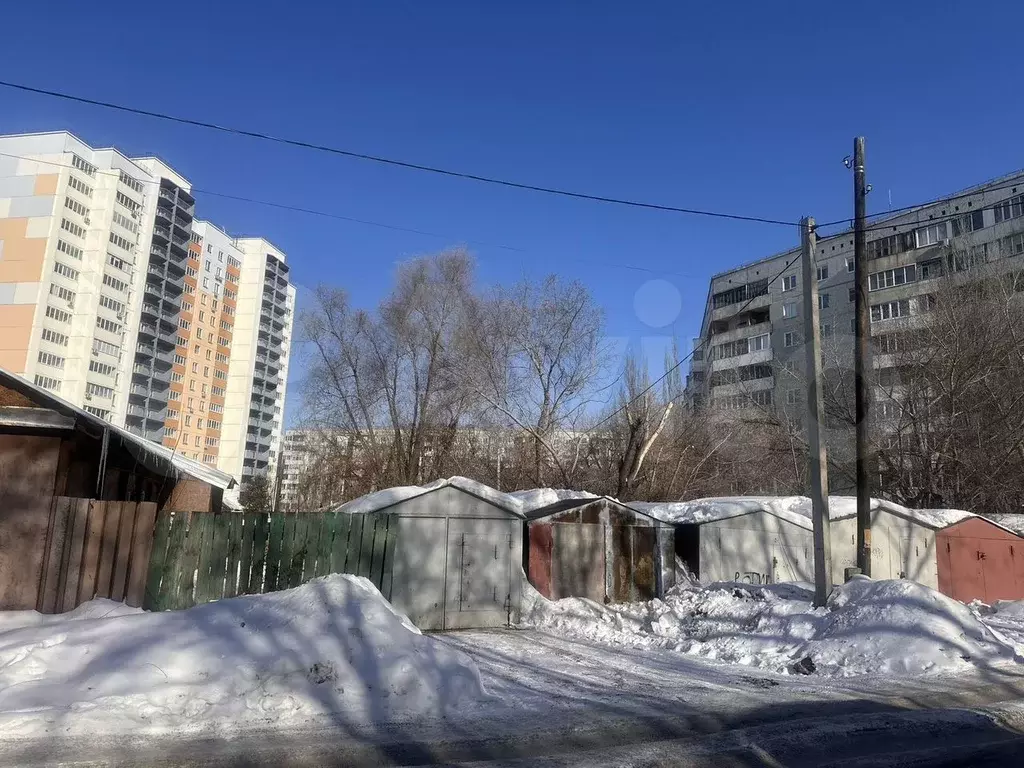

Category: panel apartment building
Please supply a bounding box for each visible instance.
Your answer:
[686,169,1024,425]
[0,131,294,493]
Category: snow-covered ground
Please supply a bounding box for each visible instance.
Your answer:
[521,576,1024,678]
[0,575,485,740]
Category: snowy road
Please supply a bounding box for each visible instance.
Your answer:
[4,628,1024,766]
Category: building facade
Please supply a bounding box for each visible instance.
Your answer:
[0,131,294,493]
[686,170,1024,441]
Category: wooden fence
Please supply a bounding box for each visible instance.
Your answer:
[144,510,398,611]
[37,498,158,613]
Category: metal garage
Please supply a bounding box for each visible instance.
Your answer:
[332,477,525,630]
[635,497,816,586]
[937,516,1024,604]
[524,496,673,603]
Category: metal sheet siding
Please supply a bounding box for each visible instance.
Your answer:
[937,517,1024,603]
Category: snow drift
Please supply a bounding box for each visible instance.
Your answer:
[522,576,1020,677]
[0,575,486,740]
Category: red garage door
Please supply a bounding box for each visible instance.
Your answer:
[937,518,1024,604]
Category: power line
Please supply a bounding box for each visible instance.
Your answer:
[586,252,801,434]
[0,150,703,280]
[0,79,802,227]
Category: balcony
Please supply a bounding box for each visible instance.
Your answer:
[709,347,773,372]
[711,291,771,322]
[159,188,176,204]
[712,319,772,345]
[152,226,171,244]
[155,206,173,225]
[138,322,157,339]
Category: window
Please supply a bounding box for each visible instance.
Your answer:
[203,365,210,377]
[174,353,187,365]
[50,284,75,305]
[71,154,96,177]
[119,171,144,195]
[84,406,110,420]
[171,372,184,382]
[206,436,219,447]
[785,389,802,405]
[223,304,235,316]
[176,335,188,347]
[45,305,72,324]
[185,415,192,427]
[86,383,114,399]
[846,257,855,273]
[915,222,948,248]
[993,194,1024,224]
[89,360,116,377]
[196,418,203,430]
[782,302,798,319]
[99,295,124,314]
[868,232,916,260]
[818,293,830,309]
[196,328,204,340]
[34,375,61,392]
[224,289,236,300]
[199,310,205,322]
[113,210,139,234]
[848,286,856,302]
[60,218,85,239]
[169,390,181,400]
[868,265,916,291]
[178,318,191,330]
[201,384,208,396]
[37,351,65,369]
[212,385,225,396]
[184,284,196,295]
[53,261,80,281]
[202,277,210,289]
[93,339,120,357]
[192,362,199,373]
[64,196,88,217]
[96,316,122,334]
[1001,233,1024,257]
[205,260,211,271]
[820,322,832,338]
[784,331,799,347]
[68,174,93,198]
[951,210,985,235]
[115,191,139,212]
[816,265,829,281]
[56,239,83,260]
[221,320,231,330]
[218,336,229,346]
[107,253,130,272]
[228,255,241,269]
[851,318,857,333]
[782,275,797,291]
[749,333,769,352]
[916,294,936,313]
[207,244,212,253]
[206,350,212,361]
[41,328,68,347]
[216,352,229,363]
[166,426,177,437]
[109,231,134,252]
[918,258,943,280]
[210,402,224,413]
[185,265,198,277]
[870,298,911,322]
[102,274,129,293]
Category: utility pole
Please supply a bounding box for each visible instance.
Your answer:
[801,216,833,606]
[853,136,872,576]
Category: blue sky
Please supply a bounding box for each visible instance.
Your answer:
[2,1,1022,424]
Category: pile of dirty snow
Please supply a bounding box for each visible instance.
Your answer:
[521,577,1020,678]
[0,575,486,740]
[971,599,1024,657]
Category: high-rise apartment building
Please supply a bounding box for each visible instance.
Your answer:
[686,169,1024,483]
[0,131,294,493]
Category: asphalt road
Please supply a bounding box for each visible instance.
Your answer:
[4,629,1024,767]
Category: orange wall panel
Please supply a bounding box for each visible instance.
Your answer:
[33,174,60,195]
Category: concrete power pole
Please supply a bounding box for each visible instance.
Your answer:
[853,136,873,576]
[800,216,833,606]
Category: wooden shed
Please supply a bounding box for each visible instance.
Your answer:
[635,498,816,586]
[524,496,673,603]
[937,517,1024,604]
[330,477,525,631]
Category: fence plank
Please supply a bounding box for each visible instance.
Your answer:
[380,514,398,601]
[248,514,269,594]
[314,511,337,578]
[369,515,389,589]
[357,514,377,578]
[345,515,364,574]
[301,515,323,584]
[195,513,220,604]
[126,502,158,608]
[161,514,187,609]
[109,501,138,603]
[144,511,175,610]
[38,497,72,613]
[278,514,297,590]
[210,515,231,600]
[77,501,107,606]
[95,501,123,601]
[175,513,205,609]
[264,514,285,592]
[59,499,90,612]
[330,513,352,574]
[289,516,310,588]
[234,514,254,598]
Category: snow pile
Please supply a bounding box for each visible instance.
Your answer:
[971,599,1024,657]
[329,476,528,516]
[522,577,1019,677]
[0,575,486,740]
[510,487,599,514]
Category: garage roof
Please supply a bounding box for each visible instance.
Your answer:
[329,476,526,517]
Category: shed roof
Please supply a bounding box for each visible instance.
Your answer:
[509,487,599,514]
[524,495,662,523]
[0,368,235,490]
[328,476,526,517]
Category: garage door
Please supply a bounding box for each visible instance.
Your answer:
[444,525,513,630]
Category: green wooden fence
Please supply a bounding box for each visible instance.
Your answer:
[143,510,398,611]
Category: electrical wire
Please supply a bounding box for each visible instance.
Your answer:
[0,79,801,227]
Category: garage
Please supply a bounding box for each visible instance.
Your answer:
[937,517,1024,604]
[331,477,525,630]
[524,496,673,603]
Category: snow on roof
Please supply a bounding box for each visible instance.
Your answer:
[635,495,980,531]
[510,488,599,514]
[987,514,1024,536]
[329,476,526,517]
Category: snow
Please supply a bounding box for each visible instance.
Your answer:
[0,575,486,740]
[521,576,1020,678]
[634,495,979,531]
[328,476,527,517]
[510,487,599,513]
